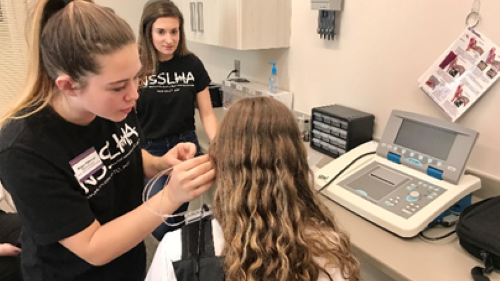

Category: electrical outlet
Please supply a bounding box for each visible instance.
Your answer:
[234,60,240,77]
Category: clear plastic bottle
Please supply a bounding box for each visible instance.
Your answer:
[298,116,305,139]
[303,119,310,142]
[269,62,279,93]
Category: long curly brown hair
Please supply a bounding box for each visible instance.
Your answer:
[209,97,360,281]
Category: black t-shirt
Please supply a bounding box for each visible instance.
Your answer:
[0,106,146,281]
[137,54,211,141]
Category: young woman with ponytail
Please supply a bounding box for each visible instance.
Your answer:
[0,1,214,280]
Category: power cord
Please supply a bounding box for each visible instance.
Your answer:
[418,213,460,241]
[226,69,237,79]
[143,167,209,227]
[316,151,376,194]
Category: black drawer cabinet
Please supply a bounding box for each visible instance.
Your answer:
[311,104,374,158]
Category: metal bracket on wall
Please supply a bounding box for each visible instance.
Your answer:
[318,10,335,40]
[311,0,342,40]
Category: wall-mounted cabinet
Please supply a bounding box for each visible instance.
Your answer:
[173,0,291,50]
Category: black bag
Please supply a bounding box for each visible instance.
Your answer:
[456,196,500,281]
[195,84,223,108]
[173,214,225,281]
[208,84,223,108]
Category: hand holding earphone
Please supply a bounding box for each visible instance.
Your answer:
[161,154,215,209]
[156,142,197,172]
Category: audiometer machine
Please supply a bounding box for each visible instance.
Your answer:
[315,110,480,237]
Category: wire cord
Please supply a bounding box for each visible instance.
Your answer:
[316,151,376,194]
[226,69,237,79]
[142,167,206,227]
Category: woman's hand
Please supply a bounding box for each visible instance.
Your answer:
[156,143,197,172]
[0,243,21,257]
[162,154,215,208]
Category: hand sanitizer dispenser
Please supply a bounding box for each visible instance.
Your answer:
[268,62,278,93]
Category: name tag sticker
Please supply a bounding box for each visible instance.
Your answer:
[70,148,104,182]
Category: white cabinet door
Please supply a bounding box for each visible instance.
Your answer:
[181,0,198,42]
[195,0,220,46]
[169,0,196,41]
[176,0,241,49]
[217,0,291,50]
[176,0,290,50]
[239,0,291,50]
[216,0,239,49]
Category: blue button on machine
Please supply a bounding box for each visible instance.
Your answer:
[406,195,418,202]
[387,152,401,164]
[427,167,443,180]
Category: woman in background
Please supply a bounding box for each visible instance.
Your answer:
[147,97,360,281]
[137,0,218,240]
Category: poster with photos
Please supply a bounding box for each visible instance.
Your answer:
[418,28,500,122]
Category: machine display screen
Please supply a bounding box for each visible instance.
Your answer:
[394,119,457,160]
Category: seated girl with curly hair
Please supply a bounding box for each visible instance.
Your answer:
[147,97,360,281]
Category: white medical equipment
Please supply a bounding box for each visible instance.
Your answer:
[315,110,481,238]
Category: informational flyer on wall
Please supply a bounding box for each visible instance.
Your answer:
[418,28,500,122]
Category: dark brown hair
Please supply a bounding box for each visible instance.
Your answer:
[138,0,191,80]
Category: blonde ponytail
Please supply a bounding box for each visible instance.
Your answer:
[0,0,135,127]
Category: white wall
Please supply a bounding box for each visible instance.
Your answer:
[190,0,500,182]
[95,0,147,37]
[99,0,500,182]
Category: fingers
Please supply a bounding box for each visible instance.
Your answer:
[164,155,215,204]
[176,154,211,172]
[175,156,215,189]
[163,155,182,167]
[11,245,21,254]
[176,143,197,161]
[190,179,215,198]
[0,243,21,257]
[162,143,197,168]
[182,166,215,190]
